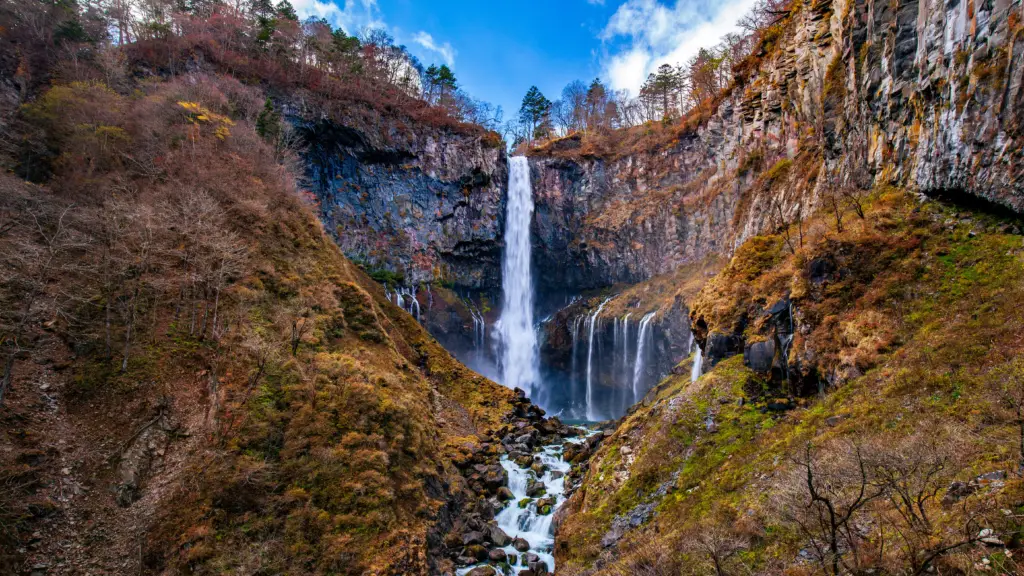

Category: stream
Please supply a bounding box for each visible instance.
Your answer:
[458,433,589,576]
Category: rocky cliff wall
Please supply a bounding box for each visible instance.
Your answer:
[299,117,508,291]
[528,0,1024,295]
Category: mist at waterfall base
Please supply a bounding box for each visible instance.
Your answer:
[536,307,673,421]
[461,156,685,422]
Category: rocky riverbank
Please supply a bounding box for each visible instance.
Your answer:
[440,389,605,576]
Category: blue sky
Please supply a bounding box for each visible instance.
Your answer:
[290,0,760,120]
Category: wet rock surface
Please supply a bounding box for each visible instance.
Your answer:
[438,389,592,576]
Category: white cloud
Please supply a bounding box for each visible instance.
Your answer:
[412,31,457,67]
[290,0,384,34]
[600,0,760,94]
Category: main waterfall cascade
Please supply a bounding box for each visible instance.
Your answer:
[490,157,700,421]
[497,157,540,397]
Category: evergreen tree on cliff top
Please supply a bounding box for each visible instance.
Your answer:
[519,86,552,142]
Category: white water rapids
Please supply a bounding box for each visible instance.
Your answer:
[498,156,540,397]
[457,436,587,575]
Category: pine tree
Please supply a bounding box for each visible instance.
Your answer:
[275,0,297,20]
[255,98,281,143]
[423,64,440,102]
[436,64,457,100]
[519,86,552,142]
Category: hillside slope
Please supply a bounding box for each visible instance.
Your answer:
[0,74,516,576]
[555,187,1024,575]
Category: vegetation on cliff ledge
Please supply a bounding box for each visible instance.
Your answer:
[556,186,1024,575]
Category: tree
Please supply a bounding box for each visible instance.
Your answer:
[682,518,748,576]
[275,0,296,21]
[775,442,885,576]
[555,80,587,134]
[585,78,611,131]
[0,192,85,407]
[737,0,792,35]
[687,49,724,113]
[256,97,281,143]
[518,86,552,143]
[423,64,458,107]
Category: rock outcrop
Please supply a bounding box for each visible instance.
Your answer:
[527,0,1024,295]
[299,116,508,291]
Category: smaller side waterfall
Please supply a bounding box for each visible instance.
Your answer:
[631,312,656,403]
[621,313,631,372]
[691,345,703,383]
[468,304,486,350]
[570,315,585,412]
[385,284,421,322]
[585,298,612,421]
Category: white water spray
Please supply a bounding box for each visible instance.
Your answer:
[691,344,703,383]
[585,298,611,421]
[498,157,539,395]
[632,312,656,403]
[621,313,631,381]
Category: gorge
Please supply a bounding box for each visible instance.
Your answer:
[4,0,1024,575]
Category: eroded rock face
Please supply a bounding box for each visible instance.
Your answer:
[528,0,1024,296]
[299,118,507,291]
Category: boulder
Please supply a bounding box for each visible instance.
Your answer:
[744,340,775,373]
[524,552,540,564]
[462,531,485,546]
[529,560,549,575]
[487,548,507,562]
[464,544,488,561]
[512,537,530,552]
[496,486,514,501]
[465,566,496,576]
[526,479,546,497]
[706,332,744,367]
[507,552,518,566]
[488,524,511,547]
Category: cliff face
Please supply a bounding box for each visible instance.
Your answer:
[528,0,1024,296]
[300,117,508,291]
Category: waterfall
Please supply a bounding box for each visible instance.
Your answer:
[691,345,703,383]
[468,304,486,350]
[621,313,631,382]
[585,298,611,421]
[632,312,656,403]
[570,315,584,414]
[498,157,539,396]
[409,286,420,322]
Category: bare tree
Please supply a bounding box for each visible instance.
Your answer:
[0,195,85,406]
[775,441,885,576]
[769,197,800,255]
[683,521,748,576]
[737,0,792,35]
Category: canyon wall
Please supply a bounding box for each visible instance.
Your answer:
[299,115,508,291]
[528,0,1024,294]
